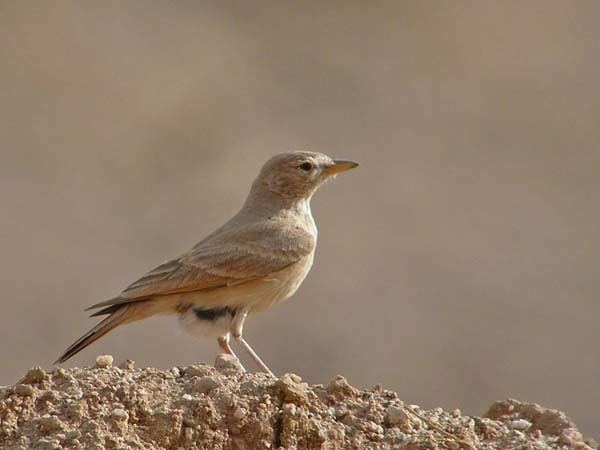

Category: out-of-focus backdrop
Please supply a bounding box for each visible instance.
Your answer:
[1,1,598,436]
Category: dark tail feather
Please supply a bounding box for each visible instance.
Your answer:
[89,304,121,317]
[54,306,130,364]
[85,295,147,311]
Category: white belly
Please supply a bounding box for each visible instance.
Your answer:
[178,307,233,338]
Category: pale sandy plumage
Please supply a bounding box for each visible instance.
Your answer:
[56,151,358,374]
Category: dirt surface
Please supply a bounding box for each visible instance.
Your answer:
[0,355,596,450]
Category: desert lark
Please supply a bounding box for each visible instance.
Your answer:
[56,151,358,375]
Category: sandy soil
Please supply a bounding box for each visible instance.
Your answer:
[0,355,596,450]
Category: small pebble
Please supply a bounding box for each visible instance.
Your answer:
[36,414,64,433]
[233,406,246,420]
[111,408,128,420]
[65,430,82,441]
[276,373,309,405]
[214,354,244,373]
[182,394,193,401]
[366,421,384,434]
[185,364,212,378]
[95,355,114,368]
[510,419,532,431]
[194,376,220,394]
[21,367,47,384]
[531,429,543,439]
[326,375,359,397]
[69,389,83,400]
[385,405,410,426]
[283,403,297,415]
[15,384,34,397]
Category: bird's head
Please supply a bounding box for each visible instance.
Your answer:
[251,151,358,201]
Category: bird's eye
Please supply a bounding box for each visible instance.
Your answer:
[298,162,313,171]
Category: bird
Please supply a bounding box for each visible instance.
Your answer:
[55,151,358,375]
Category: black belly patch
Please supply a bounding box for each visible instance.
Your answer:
[193,306,235,321]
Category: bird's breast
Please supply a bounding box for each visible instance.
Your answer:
[250,250,315,313]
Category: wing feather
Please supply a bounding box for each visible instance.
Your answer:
[87,220,315,310]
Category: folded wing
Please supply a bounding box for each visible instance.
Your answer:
[87,220,315,310]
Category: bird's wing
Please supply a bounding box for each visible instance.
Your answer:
[88,220,315,310]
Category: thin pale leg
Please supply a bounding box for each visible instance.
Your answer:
[217,333,246,372]
[237,337,274,377]
[217,333,235,355]
[231,309,275,376]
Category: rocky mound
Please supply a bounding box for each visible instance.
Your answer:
[0,355,596,450]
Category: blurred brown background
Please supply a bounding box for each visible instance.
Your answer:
[1,0,598,436]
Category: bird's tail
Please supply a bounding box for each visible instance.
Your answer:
[54,299,162,364]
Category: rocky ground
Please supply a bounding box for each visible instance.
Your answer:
[0,354,596,450]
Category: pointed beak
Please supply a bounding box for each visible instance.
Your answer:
[323,160,359,175]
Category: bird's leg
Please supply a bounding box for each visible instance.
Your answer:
[217,333,234,355]
[217,333,246,372]
[231,309,275,377]
[238,338,274,376]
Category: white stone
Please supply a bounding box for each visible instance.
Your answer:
[510,419,531,430]
[95,355,114,368]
